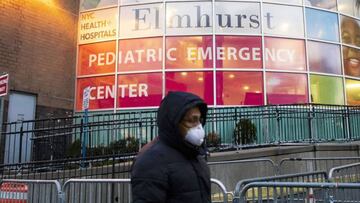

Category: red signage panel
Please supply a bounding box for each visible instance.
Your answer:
[76,76,115,111]
[266,72,308,104]
[78,41,116,76]
[117,73,163,108]
[166,36,213,69]
[118,37,162,72]
[216,36,262,69]
[165,71,214,105]
[264,37,306,71]
[216,71,263,105]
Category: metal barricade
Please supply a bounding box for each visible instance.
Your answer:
[61,178,131,203]
[211,178,232,203]
[62,178,231,203]
[279,157,360,174]
[0,179,62,203]
[329,162,360,183]
[208,158,278,191]
[234,171,328,196]
[234,181,360,203]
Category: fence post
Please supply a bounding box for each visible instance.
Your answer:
[234,107,239,150]
[150,121,154,140]
[18,124,23,163]
[80,118,83,148]
[58,190,65,203]
[111,155,116,202]
[308,105,313,142]
[88,125,92,154]
[82,110,89,163]
[275,106,281,144]
[138,122,142,151]
[346,106,352,140]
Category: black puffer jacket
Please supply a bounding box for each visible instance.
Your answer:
[131,91,211,203]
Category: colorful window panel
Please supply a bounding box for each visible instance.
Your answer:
[216,71,263,105]
[117,73,163,108]
[266,72,308,105]
[310,74,344,105]
[165,71,214,104]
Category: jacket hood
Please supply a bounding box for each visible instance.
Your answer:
[157,91,208,158]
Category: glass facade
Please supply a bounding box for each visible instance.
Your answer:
[310,74,344,105]
[76,0,360,111]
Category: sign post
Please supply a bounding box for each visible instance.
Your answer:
[82,86,91,166]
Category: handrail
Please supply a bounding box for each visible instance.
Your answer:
[329,162,360,179]
[235,181,360,203]
[233,171,328,197]
[211,178,232,203]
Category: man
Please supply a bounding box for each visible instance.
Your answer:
[341,16,360,77]
[131,91,211,203]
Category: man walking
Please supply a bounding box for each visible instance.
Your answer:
[131,91,211,203]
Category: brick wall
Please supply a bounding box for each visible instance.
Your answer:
[0,0,79,118]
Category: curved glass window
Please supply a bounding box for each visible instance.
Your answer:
[343,46,360,77]
[305,0,336,10]
[166,2,213,35]
[78,41,116,76]
[121,0,162,5]
[79,8,118,44]
[263,4,304,37]
[310,75,344,105]
[76,76,115,111]
[263,0,302,5]
[266,72,308,104]
[341,16,360,48]
[165,71,214,104]
[80,0,117,11]
[119,3,164,39]
[264,37,306,71]
[338,0,360,18]
[216,36,262,69]
[306,8,339,42]
[346,78,360,105]
[76,0,360,110]
[308,41,341,75]
[166,36,213,69]
[117,73,163,107]
[216,71,263,105]
[215,2,260,34]
[118,37,162,72]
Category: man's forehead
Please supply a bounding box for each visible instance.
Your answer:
[184,107,201,117]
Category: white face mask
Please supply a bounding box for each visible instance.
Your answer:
[184,124,205,146]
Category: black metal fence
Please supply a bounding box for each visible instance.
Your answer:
[0,153,135,182]
[1,104,360,166]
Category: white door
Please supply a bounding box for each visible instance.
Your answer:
[4,92,36,164]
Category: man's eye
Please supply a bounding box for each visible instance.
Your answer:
[356,37,360,47]
[342,35,350,44]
